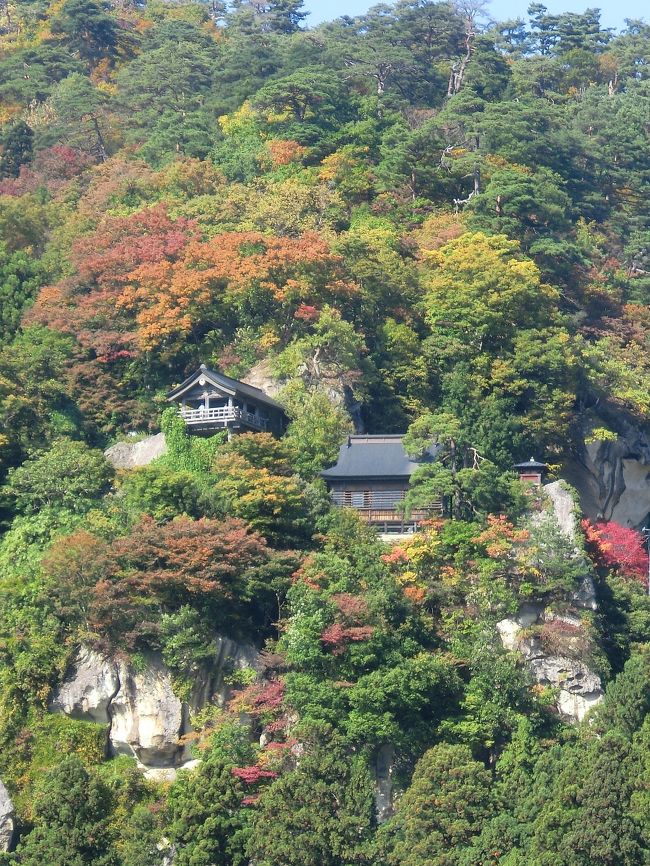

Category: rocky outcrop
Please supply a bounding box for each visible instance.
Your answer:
[242,359,284,399]
[525,652,604,722]
[109,657,184,767]
[373,744,396,823]
[497,480,604,721]
[564,418,650,528]
[50,646,119,724]
[243,360,365,432]
[50,640,261,774]
[497,605,604,722]
[0,780,14,852]
[191,636,262,712]
[104,432,167,470]
[544,481,578,541]
[542,481,597,612]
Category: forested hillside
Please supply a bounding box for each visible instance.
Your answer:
[0,0,650,863]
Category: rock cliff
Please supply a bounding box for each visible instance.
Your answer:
[496,481,604,722]
[0,779,14,852]
[50,639,261,779]
[104,432,167,470]
[564,418,650,528]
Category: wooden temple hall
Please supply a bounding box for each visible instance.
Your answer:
[167,365,287,437]
[320,435,442,534]
[168,366,548,536]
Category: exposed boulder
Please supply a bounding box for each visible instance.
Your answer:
[242,359,284,399]
[104,432,167,470]
[51,640,263,771]
[191,635,262,712]
[496,607,604,722]
[110,656,184,767]
[0,780,14,853]
[541,481,597,612]
[524,651,604,722]
[564,418,650,528]
[49,646,119,724]
[544,481,578,541]
[496,603,543,652]
[244,359,365,432]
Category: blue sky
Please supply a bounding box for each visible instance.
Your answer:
[304,0,647,31]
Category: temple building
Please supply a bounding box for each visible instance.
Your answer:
[167,364,287,437]
[321,434,442,534]
[514,457,549,486]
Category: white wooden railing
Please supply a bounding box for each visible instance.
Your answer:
[179,406,268,431]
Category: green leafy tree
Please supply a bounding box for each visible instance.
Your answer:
[0,121,34,178]
[10,756,116,865]
[50,0,119,67]
[5,439,112,514]
[166,727,256,866]
[0,245,43,343]
[248,727,375,866]
[382,743,493,866]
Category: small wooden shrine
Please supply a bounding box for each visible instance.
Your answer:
[167,365,287,437]
[514,457,549,486]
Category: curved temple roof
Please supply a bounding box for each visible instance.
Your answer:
[321,435,437,481]
[167,364,285,411]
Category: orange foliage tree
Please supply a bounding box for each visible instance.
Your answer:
[118,230,357,353]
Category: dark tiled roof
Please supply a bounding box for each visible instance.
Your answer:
[167,365,285,411]
[321,435,437,481]
[514,457,548,470]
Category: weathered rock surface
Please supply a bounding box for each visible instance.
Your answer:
[564,418,650,528]
[191,635,262,712]
[51,640,262,771]
[373,744,396,823]
[541,481,598,612]
[0,780,14,853]
[544,481,578,541]
[242,359,284,399]
[496,603,543,651]
[244,359,365,432]
[496,606,604,722]
[104,432,167,470]
[110,657,184,766]
[525,652,604,722]
[50,646,119,724]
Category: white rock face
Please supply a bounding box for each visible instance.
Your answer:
[544,481,578,541]
[0,780,14,853]
[496,608,604,722]
[527,654,604,722]
[104,432,167,470]
[51,641,262,770]
[50,646,119,724]
[110,657,184,766]
[496,603,542,651]
[563,420,650,528]
[192,636,263,711]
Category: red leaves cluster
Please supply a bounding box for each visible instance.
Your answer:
[331,593,369,620]
[229,678,286,716]
[582,519,648,583]
[0,146,93,197]
[320,591,375,654]
[293,303,319,321]
[28,203,197,360]
[231,766,278,784]
[320,623,375,654]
